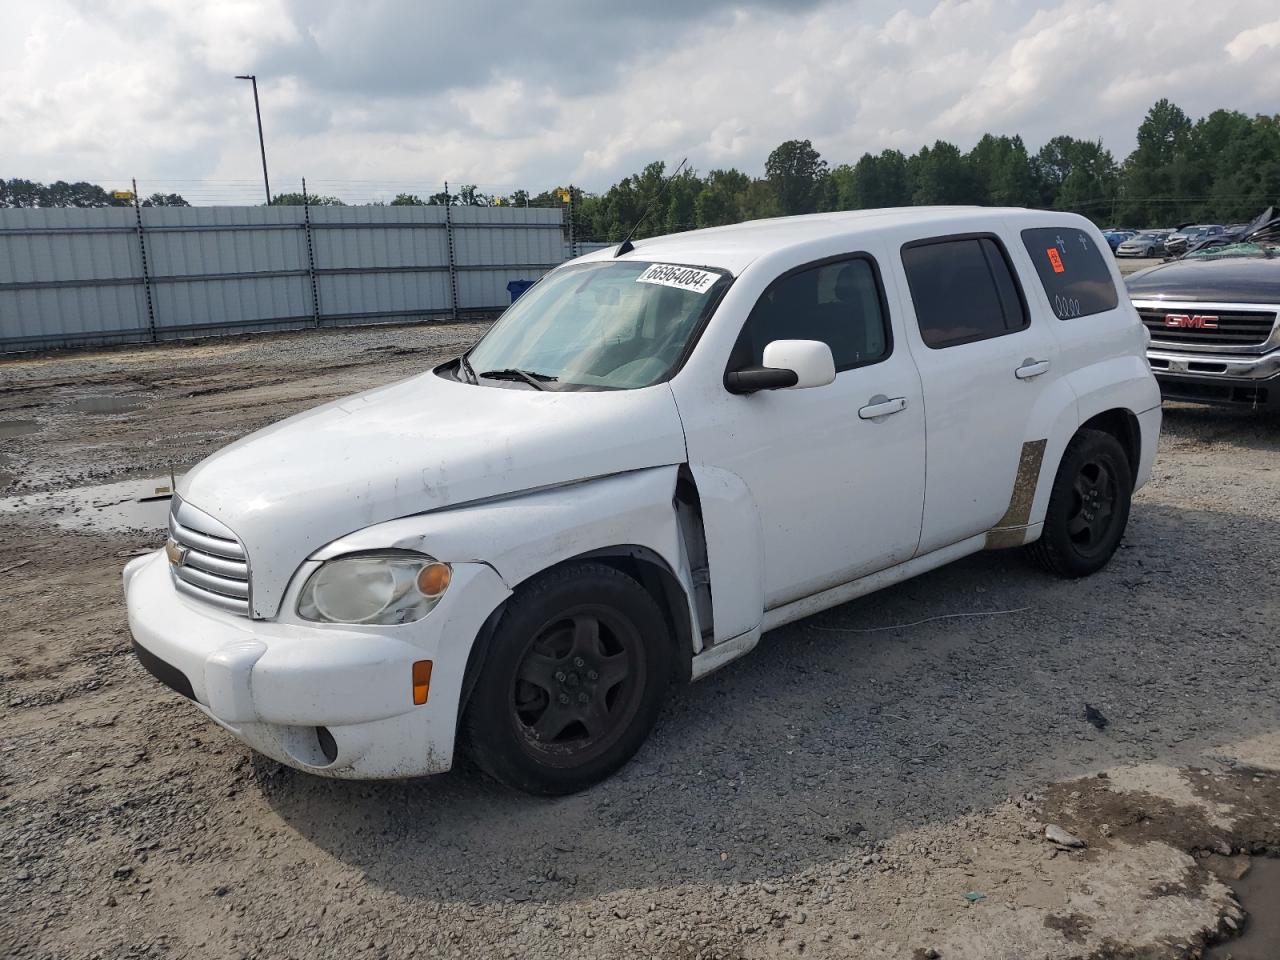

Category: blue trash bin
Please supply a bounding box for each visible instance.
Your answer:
[507,279,536,303]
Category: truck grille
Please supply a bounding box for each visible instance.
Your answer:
[1138,308,1278,350]
[168,498,250,616]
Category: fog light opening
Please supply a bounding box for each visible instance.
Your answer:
[316,726,338,765]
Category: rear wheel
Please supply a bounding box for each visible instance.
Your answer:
[1027,429,1133,578]
[462,562,672,794]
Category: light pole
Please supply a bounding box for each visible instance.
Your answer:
[235,74,272,205]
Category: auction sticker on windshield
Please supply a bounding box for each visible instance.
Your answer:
[636,263,720,294]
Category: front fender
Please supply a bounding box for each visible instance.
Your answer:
[311,465,700,638]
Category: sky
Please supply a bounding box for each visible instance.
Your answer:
[2,0,1279,203]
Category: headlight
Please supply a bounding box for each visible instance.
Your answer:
[297,554,451,625]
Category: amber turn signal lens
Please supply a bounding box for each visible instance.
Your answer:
[412,660,433,705]
[416,562,451,597]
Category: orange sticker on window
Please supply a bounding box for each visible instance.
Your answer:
[1046,248,1065,273]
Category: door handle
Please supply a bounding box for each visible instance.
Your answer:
[1015,358,1051,380]
[858,396,908,420]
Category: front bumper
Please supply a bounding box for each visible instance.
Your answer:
[1147,347,1280,409]
[123,550,510,778]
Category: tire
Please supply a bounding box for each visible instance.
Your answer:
[462,562,673,795]
[1026,429,1133,578]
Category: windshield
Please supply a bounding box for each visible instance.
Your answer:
[463,260,730,390]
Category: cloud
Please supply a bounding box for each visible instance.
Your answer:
[268,0,824,99]
[1226,18,1280,61]
[1,0,1278,201]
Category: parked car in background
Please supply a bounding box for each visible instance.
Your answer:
[1127,208,1280,410]
[124,207,1160,793]
[1102,230,1136,252]
[1116,231,1168,258]
[1164,224,1224,256]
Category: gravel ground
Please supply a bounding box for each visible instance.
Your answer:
[2,323,1279,959]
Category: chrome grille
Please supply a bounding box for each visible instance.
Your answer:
[1138,308,1278,350]
[168,498,250,616]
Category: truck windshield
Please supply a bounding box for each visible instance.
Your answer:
[463,261,730,390]
[1183,242,1275,260]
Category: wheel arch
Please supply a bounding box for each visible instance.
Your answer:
[456,545,695,722]
[570,546,695,684]
[1079,407,1142,488]
[1021,403,1146,541]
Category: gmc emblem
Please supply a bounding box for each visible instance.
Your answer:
[1164,313,1218,329]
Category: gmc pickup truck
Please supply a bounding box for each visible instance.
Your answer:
[1128,224,1280,410]
[125,207,1161,794]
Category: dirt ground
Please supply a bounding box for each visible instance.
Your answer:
[2,322,1279,960]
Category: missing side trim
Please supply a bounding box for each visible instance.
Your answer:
[985,438,1047,549]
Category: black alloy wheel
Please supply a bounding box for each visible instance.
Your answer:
[463,562,672,794]
[1027,428,1133,578]
[511,605,646,767]
[1066,456,1118,558]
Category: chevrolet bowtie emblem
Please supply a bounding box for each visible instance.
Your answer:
[165,538,189,567]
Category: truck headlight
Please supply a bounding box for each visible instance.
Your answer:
[297,554,451,625]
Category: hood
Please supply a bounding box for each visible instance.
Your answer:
[179,370,688,617]
[1124,256,1280,305]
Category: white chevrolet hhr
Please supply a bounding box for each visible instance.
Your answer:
[124,207,1161,794]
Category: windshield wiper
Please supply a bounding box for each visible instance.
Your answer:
[477,367,558,390]
[457,353,478,385]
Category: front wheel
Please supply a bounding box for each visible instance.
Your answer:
[462,562,672,795]
[1026,429,1133,578]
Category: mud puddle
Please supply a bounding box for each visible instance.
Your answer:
[1206,857,1280,960]
[0,475,178,533]
[0,419,41,438]
[69,395,143,414]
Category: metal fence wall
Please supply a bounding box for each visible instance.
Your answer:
[0,204,575,352]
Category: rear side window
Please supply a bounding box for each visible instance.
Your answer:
[1020,227,1120,320]
[732,256,891,372]
[901,236,1028,349]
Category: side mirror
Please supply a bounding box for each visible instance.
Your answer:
[724,339,836,395]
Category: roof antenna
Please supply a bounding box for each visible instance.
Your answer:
[615,157,688,257]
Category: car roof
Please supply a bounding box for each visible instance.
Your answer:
[570,206,1083,274]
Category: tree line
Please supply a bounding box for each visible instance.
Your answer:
[0,181,517,209]
[568,99,1280,241]
[0,179,190,208]
[5,100,1277,236]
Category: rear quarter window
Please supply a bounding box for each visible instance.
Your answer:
[901,235,1028,349]
[1020,227,1120,320]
